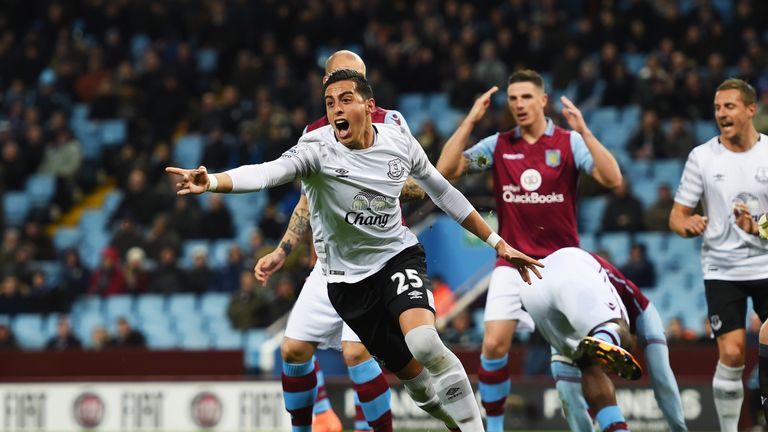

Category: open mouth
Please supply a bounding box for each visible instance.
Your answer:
[516,112,528,122]
[335,119,350,139]
[719,121,733,131]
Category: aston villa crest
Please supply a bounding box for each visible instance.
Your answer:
[545,149,561,167]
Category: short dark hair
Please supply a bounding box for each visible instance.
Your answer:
[716,78,756,106]
[508,69,546,91]
[324,69,374,100]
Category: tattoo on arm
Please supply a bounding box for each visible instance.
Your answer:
[287,207,311,238]
[279,240,293,256]
[400,177,426,202]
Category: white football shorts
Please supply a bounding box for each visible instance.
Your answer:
[483,265,535,332]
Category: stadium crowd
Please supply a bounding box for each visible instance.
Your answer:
[0,0,768,347]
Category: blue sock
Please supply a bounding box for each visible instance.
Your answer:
[313,360,332,415]
[645,341,687,431]
[282,357,317,432]
[591,324,621,346]
[348,357,391,429]
[479,354,510,432]
[550,361,592,431]
[595,405,628,432]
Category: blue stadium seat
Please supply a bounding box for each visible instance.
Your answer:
[589,107,619,136]
[136,294,166,319]
[179,332,211,350]
[694,121,718,143]
[243,329,269,368]
[623,53,646,75]
[653,159,684,188]
[200,292,230,319]
[69,104,90,128]
[578,233,596,253]
[434,109,464,137]
[168,293,198,319]
[102,191,123,219]
[3,192,30,227]
[174,314,207,335]
[13,314,47,349]
[426,93,450,118]
[211,330,243,350]
[71,295,102,316]
[104,295,135,322]
[25,174,56,208]
[598,232,631,265]
[130,34,151,61]
[196,48,219,73]
[146,332,178,349]
[79,209,108,231]
[630,180,657,209]
[74,121,102,160]
[53,227,82,252]
[398,93,426,117]
[211,239,237,268]
[578,197,607,233]
[173,134,204,168]
[73,311,107,341]
[99,119,127,146]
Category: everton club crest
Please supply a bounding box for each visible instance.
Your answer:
[387,158,405,179]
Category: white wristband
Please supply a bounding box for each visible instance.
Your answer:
[486,232,502,248]
[207,174,218,192]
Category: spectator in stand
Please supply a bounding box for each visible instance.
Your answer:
[0,229,20,270]
[257,202,286,244]
[443,310,481,348]
[627,109,669,160]
[90,325,112,350]
[754,89,768,134]
[473,41,507,90]
[214,244,245,293]
[0,141,28,191]
[185,246,214,294]
[38,127,82,214]
[0,323,19,350]
[227,271,268,330]
[645,184,675,231]
[601,62,635,108]
[46,316,82,350]
[619,243,657,288]
[572,59,604,111]
[21,221,55,261]
[87,246,125,296]
[601,179,646,232]
[59,248,90,297]
[268,276,296,324]
[551,43,581,91]
[147,245,184,294]
[112,317,146,348]
[27,270,54,314]
[0,275,29,314]
[123,247,152,295]
[448,63,484,110]
[200,194,234,240]
[416,120,443,163]
[144,214,181,260]
[112,168,159,227]
[666,317,697,344]
[168,196,203,239]
[665,116,697,159]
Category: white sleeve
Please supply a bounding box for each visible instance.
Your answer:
[408,132,475,223]
[225,140,321,192]
[674,149,703,208]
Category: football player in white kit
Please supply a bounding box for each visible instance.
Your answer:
[520,247,642,432]
[670,78,768,432]
[254,51,418,432]
[168,69,543,432]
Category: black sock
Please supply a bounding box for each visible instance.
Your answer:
[759,343,768,423]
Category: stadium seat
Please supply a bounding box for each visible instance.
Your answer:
[12,314,47,349]
[398,93,425,117]
[69,104,89,128]
[104,295,135,322]
[243,329,269,367]
[130,34,151,61]
[630,180,657,209]
[146,332,178,349]
[579,233,597,253]
[622,53,646,75]
[196,48,219,73]
[597,232,631,265]
[25,174,56,208]
[101,191,123,219]
[99,119,127,146]
[167,293,198,319]
[433,109,464,137]
[53,227,82,252]
[173,134,204,168]
[694,121,718,143]
[589,107,619,136]
[200,292,230,319]
[71,295,103,316]
[181,240,211,268]
[3,192,30,227]
[211,239,237,268]
[74,121,102,160]
[79,209,108,231]
[578,197,607,233]
[73,311,107,341]
[179,332,211,350]
[136,294,166,319]
[211,330,243,350]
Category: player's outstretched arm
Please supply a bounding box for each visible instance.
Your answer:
[253,195,312,285]
[560,96,622,189]
[436,86,498,180]
[165,166,234,194]
[669,202,708,238]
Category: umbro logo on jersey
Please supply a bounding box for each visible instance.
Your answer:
[503,153,525,160]
[445,387,463,400]
[607,302,616,310]
[713,173,725,181]
[334,168,349,177]
[408,291,423,300]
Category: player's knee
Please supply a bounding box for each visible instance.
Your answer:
[341,342,371,367]
[482,331,512,358]
[280,338,315,363]
[760,320,768,345]
[718,342,745,367]
[404,325,448,369]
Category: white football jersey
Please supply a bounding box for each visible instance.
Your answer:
[226,123,474,283]
[675,134,768,280]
